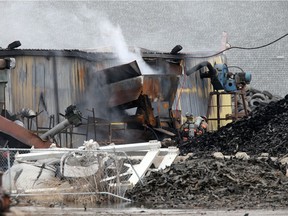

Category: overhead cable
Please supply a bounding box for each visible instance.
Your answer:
[191,33,288,58]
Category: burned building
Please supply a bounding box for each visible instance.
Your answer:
[0,45,234,148]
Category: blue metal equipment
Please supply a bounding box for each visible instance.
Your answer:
[186,61,252,92]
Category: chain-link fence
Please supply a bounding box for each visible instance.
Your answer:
[0,147,140,204]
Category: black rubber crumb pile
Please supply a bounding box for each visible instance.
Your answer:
[126,158,288,209]
[179,94,288,157]
[126,95,288,209]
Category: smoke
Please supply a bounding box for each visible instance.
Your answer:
[95,18,157,74]
[0,2,157,74]
[2,1,159,131]
[1,2,111,50]
[97,19,132,61]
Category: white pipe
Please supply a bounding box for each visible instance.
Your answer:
[14,140,161,161]
[98,140,161,152]
[40,119,70,140]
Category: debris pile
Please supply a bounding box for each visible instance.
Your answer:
[126,158,288,209]
[126,95,288,209]
[180,94,288,157]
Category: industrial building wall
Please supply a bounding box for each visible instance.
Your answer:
[5,55,114,130]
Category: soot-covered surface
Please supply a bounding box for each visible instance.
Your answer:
[126,96,288,209]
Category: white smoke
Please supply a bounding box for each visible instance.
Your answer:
[95,18,157,74]
[0,2,157,74]
[97,19,132,61]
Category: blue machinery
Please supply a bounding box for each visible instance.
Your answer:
[186,61,251,92]
[186,61,252,129]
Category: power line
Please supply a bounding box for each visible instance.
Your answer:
[191,33,288,58]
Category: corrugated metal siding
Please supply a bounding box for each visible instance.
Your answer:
[8,56,55,114]
[6,55,120,128]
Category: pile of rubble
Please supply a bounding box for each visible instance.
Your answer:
[126,158,288,209]
[180,94,288,157]
[126,95,288,209]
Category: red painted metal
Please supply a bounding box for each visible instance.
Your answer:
[0,115,52,148]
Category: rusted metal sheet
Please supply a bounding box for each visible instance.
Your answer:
[106,77,143,107]
[89,60,141,84]
[0,115,52,148]
[142,74,179,105]
[88,60,143,107]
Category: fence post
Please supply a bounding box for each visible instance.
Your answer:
[6,148,12,194]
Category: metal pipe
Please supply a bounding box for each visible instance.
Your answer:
[7,149,12,194]
[40,119,70,141]
[39,105,82,141]
[186,61,217,77]
[217,92,221,129]
[52,58,60,134]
